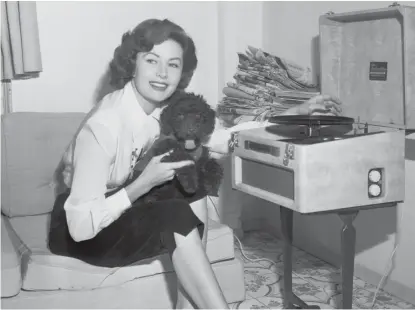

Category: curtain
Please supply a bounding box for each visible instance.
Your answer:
[1,1,43,81]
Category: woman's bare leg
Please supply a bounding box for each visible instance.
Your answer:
[174,198,228,309]
[173,228,228,309]
[176,199,208,309]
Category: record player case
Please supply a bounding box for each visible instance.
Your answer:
[232,121,406,213]
[230,4,415,309]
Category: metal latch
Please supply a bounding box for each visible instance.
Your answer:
[283,143,295,166]
[229,132,239,153]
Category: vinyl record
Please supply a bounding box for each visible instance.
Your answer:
[268,115,355,126]
[265,123,354,138]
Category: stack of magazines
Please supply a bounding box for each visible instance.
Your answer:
[217,46,320,126]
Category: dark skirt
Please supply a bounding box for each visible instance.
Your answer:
[48,189,206,268]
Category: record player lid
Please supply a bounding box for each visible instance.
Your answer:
[319,5,415,130]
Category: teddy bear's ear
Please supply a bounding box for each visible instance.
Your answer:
[208,106,216,120]
[159,106,173,136]
[201,97,216,119]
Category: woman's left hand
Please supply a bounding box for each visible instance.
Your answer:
[296,94,343,116]
[207,94,343,157]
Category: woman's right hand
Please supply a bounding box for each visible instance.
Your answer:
[297,94,343,116]
[139,151,194,189]
[125,151,194,203]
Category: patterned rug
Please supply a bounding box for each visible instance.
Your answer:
[230,231,414,309]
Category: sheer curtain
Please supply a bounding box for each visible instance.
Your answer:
[1,1,43,113]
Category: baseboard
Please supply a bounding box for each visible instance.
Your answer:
[243,218,415,305]
[354,264,415,305]
[241,218,263,233]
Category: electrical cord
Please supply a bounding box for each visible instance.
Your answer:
[369,204,404,308]
[207,196,369,307]
[207,196,336,303]
[209,194,404,308]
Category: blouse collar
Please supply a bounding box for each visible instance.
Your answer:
[122,81,162,122]
[120,81,163,147]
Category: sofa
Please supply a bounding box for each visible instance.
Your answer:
[1,112,245,309]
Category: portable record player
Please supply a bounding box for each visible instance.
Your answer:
[231,4,415,214]
[231,114,406,213]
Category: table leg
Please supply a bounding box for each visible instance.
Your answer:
[338,211,359,309]
[280,207,320,309]
[280,206,294,308]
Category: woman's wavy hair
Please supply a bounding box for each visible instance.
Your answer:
[109,19,198,91]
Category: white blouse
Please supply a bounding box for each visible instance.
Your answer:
[61,81,268,242]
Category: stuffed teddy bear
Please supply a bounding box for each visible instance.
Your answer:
[131,91,224,204]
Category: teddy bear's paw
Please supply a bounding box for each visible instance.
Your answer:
[202,159,224,178]
[204,181,222,197]
[199,159,223,196]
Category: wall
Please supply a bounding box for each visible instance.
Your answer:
[215,1,265,237]
[248,1,415,303]
[11,1,220,113]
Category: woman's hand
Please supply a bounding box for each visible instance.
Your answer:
[125,151,194,203]
[293,94,343,116]
[141,151,194,188]
[206,94,343,158]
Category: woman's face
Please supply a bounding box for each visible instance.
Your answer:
[134,39,184,104]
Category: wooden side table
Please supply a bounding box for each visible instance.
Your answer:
[279,203,395,309]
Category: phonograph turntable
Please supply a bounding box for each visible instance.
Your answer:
[231,113,406,214]
[230,4,415,309]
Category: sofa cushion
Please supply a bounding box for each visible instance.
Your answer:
[1,112,86,217]
[1,216,25,297]
[10,214,235,291]
[1,258,245,308]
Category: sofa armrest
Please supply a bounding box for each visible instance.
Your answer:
[1,215,24,297]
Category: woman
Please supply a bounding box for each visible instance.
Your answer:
[48,18,341,309]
